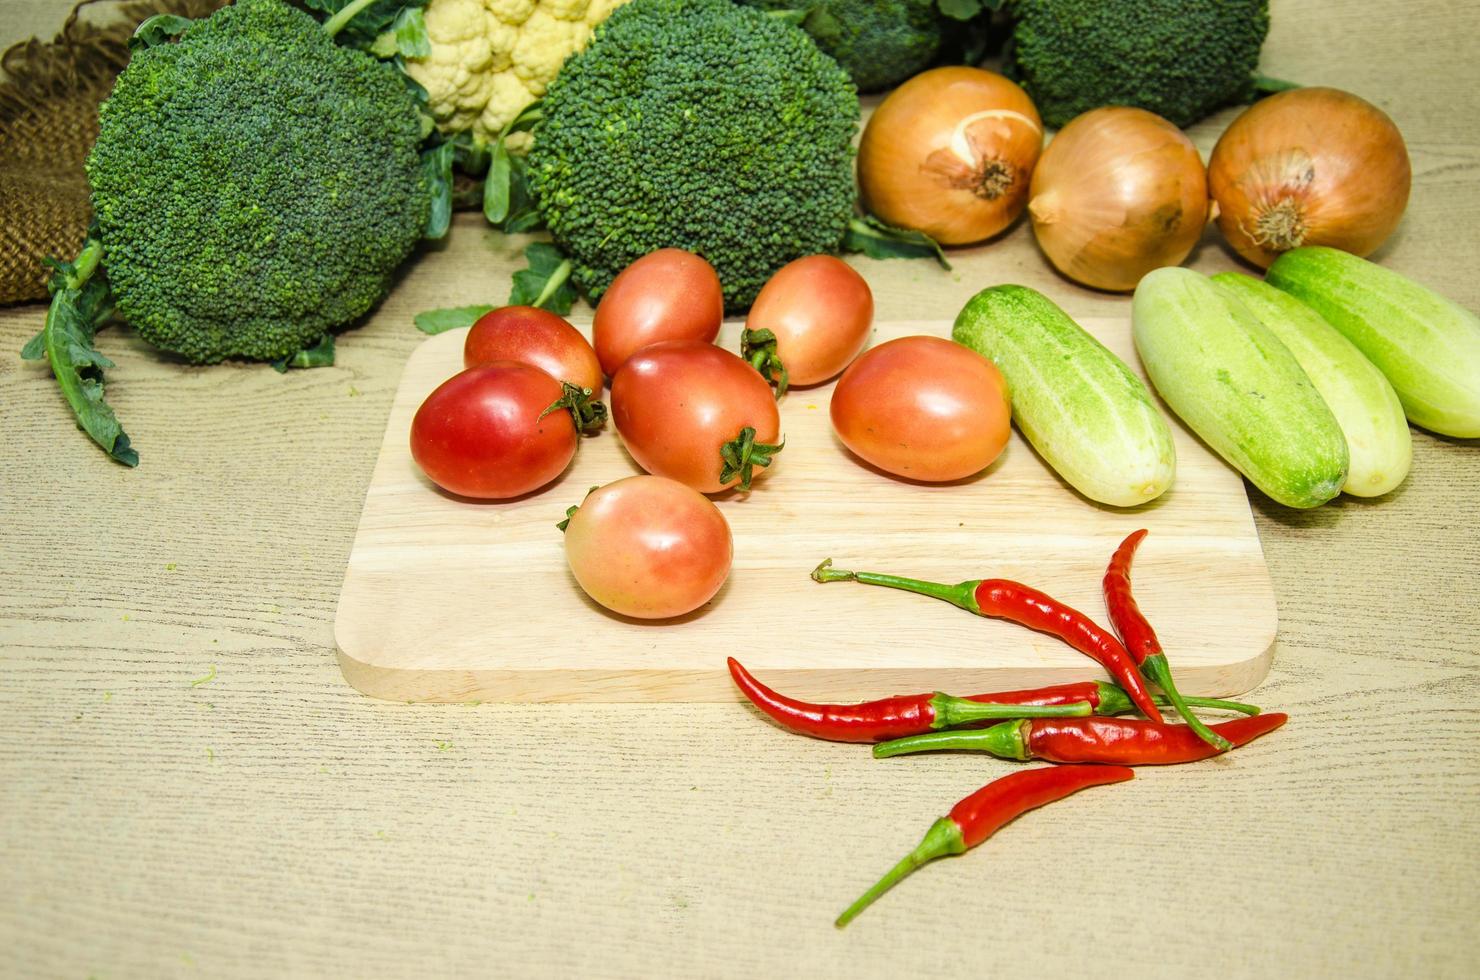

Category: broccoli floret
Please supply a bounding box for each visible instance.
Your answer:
[527,0,859,311]
[1004,0,1273,129]
[87,0,429,364]
[738,0,947,92]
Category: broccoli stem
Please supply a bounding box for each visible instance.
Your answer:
[322,0,381,38]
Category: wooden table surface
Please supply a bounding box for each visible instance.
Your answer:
[3,2,1478,976]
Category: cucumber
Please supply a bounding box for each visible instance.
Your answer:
[1266,247,1480,438]
[1132,268,1348,509]
[951,285,1175,507]
[1213,272,1412,497]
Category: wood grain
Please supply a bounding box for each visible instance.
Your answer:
[2,1,1479,977]
[337,319,1275,702]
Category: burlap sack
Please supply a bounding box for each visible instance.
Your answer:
[0,0,224,305]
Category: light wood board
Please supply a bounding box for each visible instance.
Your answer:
[334,319,1276,702]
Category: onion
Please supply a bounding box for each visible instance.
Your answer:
[1209,87,1410,269]
[858,67,1042,246]
[1027,107,1209,293]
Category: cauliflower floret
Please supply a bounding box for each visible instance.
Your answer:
[403,0,630,147]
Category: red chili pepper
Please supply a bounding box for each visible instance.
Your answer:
[1104,529,1232,751]
[872,712,1288,763]
[728,658,1259,743]
[811,559,1165,723]
[835,765,1134,927]
[726,658,1094,742]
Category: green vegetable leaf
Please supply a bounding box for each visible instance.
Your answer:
[800,8,842,42]
[764,9,810,27]
[936,0,984,19]
[509,242,576,314]
[844,216,952,270]
[483,102,545,230]
[310,0,428,46]
[414,305,495,335]
[391,6,431,57]
[19,328,45,361]
[421,142,456,240]
[27,240,137,466]
[130,13,193,49]
[485,141,514,225]
[270,334,336,373]
[450,131,491,177]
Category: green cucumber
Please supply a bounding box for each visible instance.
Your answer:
[951,285,1175,507]
[1132,268,1348,509]
[1266,247,1480,438]
[1213,272,1411,497]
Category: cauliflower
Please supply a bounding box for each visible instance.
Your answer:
[403,0,627,149]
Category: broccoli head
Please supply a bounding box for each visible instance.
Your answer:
[527,0,859,311]
[87,0,429,364]
[738,0,948,92]
[1004,0,1273,129]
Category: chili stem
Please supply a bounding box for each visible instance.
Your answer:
[1171,694,1260,716]
[933,695,1091,728]
[874,721,1028,760]
[835,818,964,928]
[1141,654,1234,750]
[811,560,977,610]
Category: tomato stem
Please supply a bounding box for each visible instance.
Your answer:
[555,484,601,532]
[540,381,607,433]
[718,426,784,491]
[740,328,789,398]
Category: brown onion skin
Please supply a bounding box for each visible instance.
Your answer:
[592,249,724,377]
[858,67,1043,246]
[1028,107,1209,293]
[1209,87,1411,269]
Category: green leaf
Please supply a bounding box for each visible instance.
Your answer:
[311,0,428,46]
[369,31,398,58]
[270,335,336,373]
[800,7,842,42]
[392,6,431,57]
[129,13,193,49]
[936,0,984,20]
[450,132,491,176]
[764,9,810,27]
[20,329,45,361]
[483,102,546,231]
[421,142,456,240]
[414,305,494,335]
[843,216,952,270]
[484,141,514,224]
[28,240,138,466]
[509,242,576,314]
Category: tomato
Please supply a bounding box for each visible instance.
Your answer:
[464,305,603,396]
[743,255,874,393]
[563,475,733,619]
[830,336,1011,482]
[410,362,579,499]
[612,341,783,493]
[592,249,724,377]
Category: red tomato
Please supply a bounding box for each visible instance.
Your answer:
[563,475,733,619]
[464,305,603,396]
[592,249,724,377]
[410,362,577,499]
[830,336,1011,482]
[743,255,874,392]
[612,341,783,494]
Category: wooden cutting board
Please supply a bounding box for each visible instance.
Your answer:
[334,319,1276,703]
